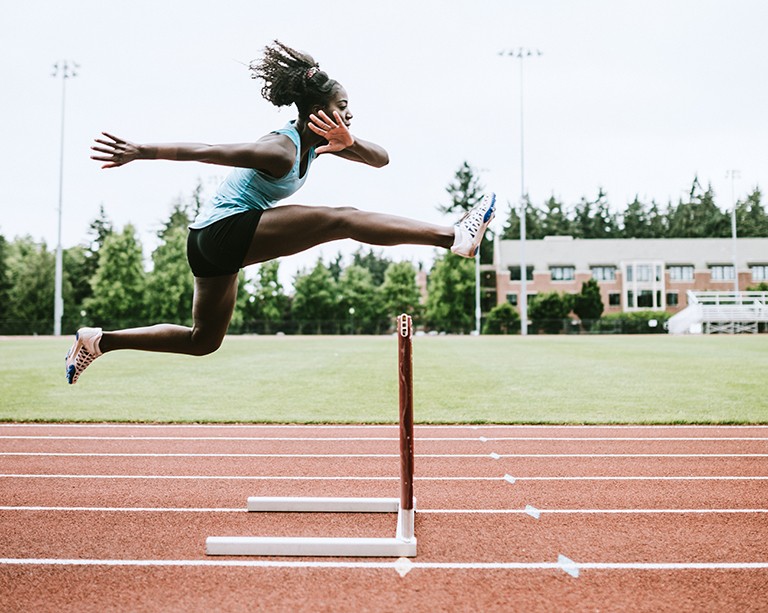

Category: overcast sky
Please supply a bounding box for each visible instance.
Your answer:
[2,0,766,287]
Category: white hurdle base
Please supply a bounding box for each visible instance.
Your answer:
[206,497,416,557]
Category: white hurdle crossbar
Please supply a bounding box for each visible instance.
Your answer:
[206,314,416,557]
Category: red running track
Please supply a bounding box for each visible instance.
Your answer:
[1,424,767,612]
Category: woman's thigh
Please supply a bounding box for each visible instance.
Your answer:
[242,205,351,265]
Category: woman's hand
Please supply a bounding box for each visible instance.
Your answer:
[91,132,141,168]
[308,110,354,154]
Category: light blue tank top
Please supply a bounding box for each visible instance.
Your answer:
[189,121,316,229]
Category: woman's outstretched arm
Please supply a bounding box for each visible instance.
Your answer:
[90,132,295,176]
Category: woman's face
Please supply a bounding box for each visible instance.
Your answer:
[323,85,353,127]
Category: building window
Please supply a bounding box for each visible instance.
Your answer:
[481,290,497,313]
[668,265,694,281]
[481,271,497,287]
[509,266,533,281]
[608,292,621,306]
[710,265,735,280]
[507,293,518,306]
[751,265,768,282]
[666,292,679,306]
[591,266,616,281]
[637,289,654,308]
[636,264,653,282]
[550,266,575,281]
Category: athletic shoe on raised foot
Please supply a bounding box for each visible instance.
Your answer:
[65,327,103,385]
[451,193,496,258]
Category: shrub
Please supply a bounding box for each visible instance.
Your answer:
[594,310,671,334]
[483,302,521,334]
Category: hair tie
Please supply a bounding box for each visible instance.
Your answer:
[305,66,319,80]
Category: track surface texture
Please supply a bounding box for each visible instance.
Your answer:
[1,423,767,612]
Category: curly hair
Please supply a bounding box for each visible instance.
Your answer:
[249,40,339,119]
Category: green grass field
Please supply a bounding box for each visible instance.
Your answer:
[1,334,765,424]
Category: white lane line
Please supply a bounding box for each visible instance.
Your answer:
[2,424,767,428]
[1,558,767,571]
[1,426,766,436]
[421,508,768,515]
[1,474,767,481]
[3,436,766,441]
[2,506,767,514]
[3,452,766,458]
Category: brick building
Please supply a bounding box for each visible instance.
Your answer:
[485,237,768,315]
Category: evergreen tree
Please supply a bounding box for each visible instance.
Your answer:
[647,200,669,238]
[621,197,649,238]
[667,179,728,238]
[571,196,592,239]
[501,195,544,240]
[572,189,617,238]
[84,225,147,327]
[82,205,114,284]
[351,247,392,286]
[572,278,604,330]
[425,253,475,333]
[736,187,768,237]
[327,252,344,282]
[539,195,572,237]
[437,161,485,214]
[440,162,495,261]
[380,261,423,324]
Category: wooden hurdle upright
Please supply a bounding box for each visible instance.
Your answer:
[205,314,416,557]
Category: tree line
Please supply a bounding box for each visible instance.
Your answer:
[0,183,480,335]
[1,166,766,336]
[500,177,768,240]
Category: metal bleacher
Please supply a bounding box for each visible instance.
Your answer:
[668,291,768,334]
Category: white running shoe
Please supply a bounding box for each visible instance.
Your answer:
[450,193,497,258]
[65,327,103,385]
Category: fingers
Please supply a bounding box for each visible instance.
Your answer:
[101,131,125,144]
[309,113,333,132]
[318,109,338,128]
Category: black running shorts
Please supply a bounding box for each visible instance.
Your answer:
[186,209,264,277]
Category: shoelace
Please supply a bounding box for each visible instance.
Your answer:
[72,348,96,382]
[459,208,485,237]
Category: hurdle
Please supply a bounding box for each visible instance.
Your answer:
[206,313,416,557]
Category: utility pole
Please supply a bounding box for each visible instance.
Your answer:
[52,60,79,336]
[499,48,542,335]
[726,169,740,295]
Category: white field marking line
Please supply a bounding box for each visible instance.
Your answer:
[2,474,768,482]
[3,452,767,458]
[1,558,767,571]
[2,506,767,515]
[2,436,767,441]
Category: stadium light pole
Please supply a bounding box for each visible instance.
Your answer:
[499,48,542,336]
[726,169,740,296]
[52,60,79,336]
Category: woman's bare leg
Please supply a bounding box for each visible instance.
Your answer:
[244,205,455,264]
[98,274,239,356]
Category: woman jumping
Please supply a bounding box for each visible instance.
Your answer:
[66,40,495,384]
